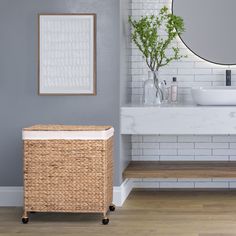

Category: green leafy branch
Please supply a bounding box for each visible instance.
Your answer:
[129,6,187,72]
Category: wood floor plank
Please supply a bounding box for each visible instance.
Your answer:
[1,191,236,236]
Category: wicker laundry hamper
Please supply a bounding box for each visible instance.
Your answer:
[22,125,115,225]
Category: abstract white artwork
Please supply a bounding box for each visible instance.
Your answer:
[39,14,96,95]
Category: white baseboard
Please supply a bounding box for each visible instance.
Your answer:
[113,179,134,207]
[0,187,23,207]
[2,181,235,207]
[0,180,134,207]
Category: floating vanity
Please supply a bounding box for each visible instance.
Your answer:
[121,103,236,135]
[121,103,236,181]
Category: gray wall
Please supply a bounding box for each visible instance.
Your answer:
[0,0,122,186]
[119,0,132,182]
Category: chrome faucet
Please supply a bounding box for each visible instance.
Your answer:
[226,70,231,86]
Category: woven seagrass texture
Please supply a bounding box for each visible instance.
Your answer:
[23,125,112,131]
[23,137,113,214]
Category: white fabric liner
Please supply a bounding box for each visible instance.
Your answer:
[22,128,114,140]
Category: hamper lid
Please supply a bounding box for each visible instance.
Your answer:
[23,125,114,140]
[23,125,112,131]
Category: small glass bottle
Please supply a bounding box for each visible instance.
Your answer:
[159,80,169,103]
[144,71,156,105]
[170,77,178,103]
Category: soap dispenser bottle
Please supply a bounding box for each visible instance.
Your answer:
[171,77,178,103]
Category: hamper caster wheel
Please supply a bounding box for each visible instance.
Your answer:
[109,205,116,212]
[22,217,29,224]
[102,218,109,225]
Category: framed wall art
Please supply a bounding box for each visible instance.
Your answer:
[38,14,96,95]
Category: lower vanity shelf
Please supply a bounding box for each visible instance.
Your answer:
[123,161,236,179]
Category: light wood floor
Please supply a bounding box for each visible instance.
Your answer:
[1,190,236,236]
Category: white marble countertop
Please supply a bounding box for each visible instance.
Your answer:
[121,103,236,135]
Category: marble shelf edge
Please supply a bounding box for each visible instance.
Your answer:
[120,104,236,135]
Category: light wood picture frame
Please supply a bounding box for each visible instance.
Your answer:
[38,14,96,95]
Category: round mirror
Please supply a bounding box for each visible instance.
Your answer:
[172,0,236,65]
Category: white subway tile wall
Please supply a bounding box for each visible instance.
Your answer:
[129,0,236,189]
[131,135,236,188]
[130,0,236,104]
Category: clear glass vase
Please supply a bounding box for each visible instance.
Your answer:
[144,71,163,105]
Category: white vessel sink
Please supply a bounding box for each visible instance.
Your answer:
[192,86,236,106]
